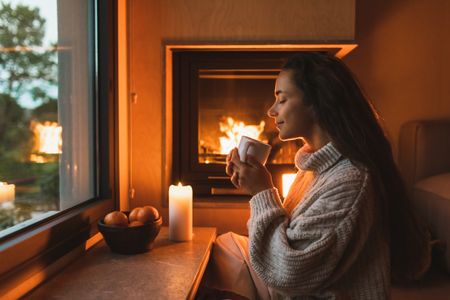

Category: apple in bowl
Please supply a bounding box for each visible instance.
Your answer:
[98,206,162,254]
[103,211,129,227]
[129,205,160,224]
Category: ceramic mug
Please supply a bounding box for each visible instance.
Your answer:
[237,136,272,165]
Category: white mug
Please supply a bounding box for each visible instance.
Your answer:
[237,136,272,165]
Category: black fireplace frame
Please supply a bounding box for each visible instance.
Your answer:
[167,44,357,198]
[172,50,299,197]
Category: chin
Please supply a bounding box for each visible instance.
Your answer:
[278,132,298,141]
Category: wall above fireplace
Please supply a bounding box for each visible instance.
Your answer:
[159,0,356,41]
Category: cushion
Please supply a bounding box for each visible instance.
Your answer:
[399,120,450,188]
[412,173,450,272]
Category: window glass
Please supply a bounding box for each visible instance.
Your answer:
[0,0,95,237]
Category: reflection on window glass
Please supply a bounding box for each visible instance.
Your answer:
[0,0,95,237]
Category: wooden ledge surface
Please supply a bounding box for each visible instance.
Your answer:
[25,227,217,300]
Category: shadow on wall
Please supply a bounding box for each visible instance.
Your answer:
[345,0,411,93]
[354,0,406,41]
[344,0,409,147]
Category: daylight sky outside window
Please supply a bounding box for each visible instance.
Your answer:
[0,0,57,109]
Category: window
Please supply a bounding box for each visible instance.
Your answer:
[0,0,96,237]
[0,0,116,293]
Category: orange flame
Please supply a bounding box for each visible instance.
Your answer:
[218,117,266,154]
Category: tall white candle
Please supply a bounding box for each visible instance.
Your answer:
[0,182,15,203]
[169,183,193,241]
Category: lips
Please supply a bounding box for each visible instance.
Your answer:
[276,121,284,129]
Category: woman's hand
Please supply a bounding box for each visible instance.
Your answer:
[227,148,274,195]
[225,148,235,177]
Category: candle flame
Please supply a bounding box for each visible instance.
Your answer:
[178,182,182,187]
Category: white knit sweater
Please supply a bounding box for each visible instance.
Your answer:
[248,142,390,299]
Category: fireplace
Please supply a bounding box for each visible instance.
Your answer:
[168,45,356,198]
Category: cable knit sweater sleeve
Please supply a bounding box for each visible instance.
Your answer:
[248,167,374,297]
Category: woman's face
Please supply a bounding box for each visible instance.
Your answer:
[267,70,316,141]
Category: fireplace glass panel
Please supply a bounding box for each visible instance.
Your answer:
[197,69,301,165]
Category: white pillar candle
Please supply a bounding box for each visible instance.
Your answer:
[169,183,193,241]
[0,182,15,203]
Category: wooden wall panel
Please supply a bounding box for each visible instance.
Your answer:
[128,0,163,211]
[161,0,355,41]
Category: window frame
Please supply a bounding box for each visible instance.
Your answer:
[0,0,118,292]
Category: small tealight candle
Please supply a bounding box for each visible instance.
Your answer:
[0,182,15,203]
[169,183,193,241]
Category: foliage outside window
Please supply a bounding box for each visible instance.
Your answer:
[0,0,95,237]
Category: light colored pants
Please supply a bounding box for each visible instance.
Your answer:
[204,232,272,300]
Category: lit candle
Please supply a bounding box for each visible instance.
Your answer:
[282,173,296,198]
[0,182,15,203]
[169,183,193,241]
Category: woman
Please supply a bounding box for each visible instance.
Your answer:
[205,52,431,300]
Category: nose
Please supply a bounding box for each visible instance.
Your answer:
[267,102,277,118]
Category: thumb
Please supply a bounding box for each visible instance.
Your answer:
[246,155,263,168]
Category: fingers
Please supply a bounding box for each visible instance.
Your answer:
[231,150,245,169]
[226,150,232,163]
[233,148,241,161]
[226,148,237,176]
[229,153,260,186]
[246,155,262,168]
[230,171,240,188]
[227,148,246,189]
[225,162,234,176]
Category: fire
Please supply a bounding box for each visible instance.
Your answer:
[30,121,62,163]
[218,117,266,154]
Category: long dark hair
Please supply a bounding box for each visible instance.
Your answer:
[282,52,430,282]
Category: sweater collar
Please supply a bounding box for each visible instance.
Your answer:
[295,142,342,173]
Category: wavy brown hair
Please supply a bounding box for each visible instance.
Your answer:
[282,52,430,282]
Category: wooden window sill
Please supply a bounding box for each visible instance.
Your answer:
[25,227,217,299]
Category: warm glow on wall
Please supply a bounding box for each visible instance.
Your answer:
[282,173,296,198]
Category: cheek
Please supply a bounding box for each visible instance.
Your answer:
[288,106,315,131]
